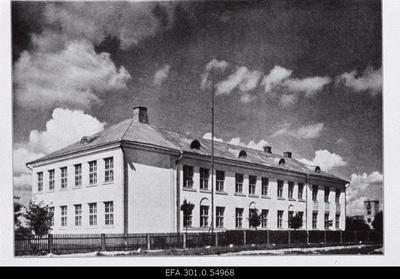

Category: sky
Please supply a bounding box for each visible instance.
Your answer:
[12,0,383,216]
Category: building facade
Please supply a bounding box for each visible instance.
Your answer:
[364,200,380,229]
[28,107,348,234]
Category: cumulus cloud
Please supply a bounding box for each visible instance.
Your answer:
[298,149,347,172]
[283,76,331,97]
[201,59,229,89]
[202,133,269,151]
[14,38,131,109]
[202,133,224,142]
[240,93,257,103]
[279,94,298,107]
[271,123,324,139]
[261,66,293,94]
[336,65,382,95]
[153,64,171,85]
[347,171,383,215]
[216,66,261,95]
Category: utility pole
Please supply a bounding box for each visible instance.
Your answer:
[211,66,215,237]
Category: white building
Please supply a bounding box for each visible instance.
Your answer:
[27,107,348,234]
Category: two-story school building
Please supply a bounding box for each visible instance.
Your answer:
[27,106,348,234]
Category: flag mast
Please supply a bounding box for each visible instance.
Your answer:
[211,66,215,237]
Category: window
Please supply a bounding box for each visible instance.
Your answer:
[367,218,371,223]
[336,214,340,229]
[249,175,256,195]
[183,165,194,188]
[288,211,294,228]
[104,202,114,225]
[49,207,54,227]
[288,182,294,199]
[216,170,225,192]
[74,164,82,187]
[324,213,330,229]
[74,204,82,226]
[298,183,304,200]
[367,209,371,215]
[89,161,97,185]
[89,203,97,226]
[61,167,68,189]
[312,212,318,229]
[235,173,243,194]
[277,210,283,228]
[324,187,330,203]
[298,212,304,229]
[104,157,114,182]
[235,208,243,228]
[261,210,269,228]
[37,172,43,192]
[183,209,193,227]
[216,207,225,228]
[200,205,209,227]
[277,180,284,198]
[49,170,55,191]
[335,189,341,203]
[249,208,257,228]
[200,168,209,190]
[312,185,318,201]
[61,206,67,227]
[261,177,269,196]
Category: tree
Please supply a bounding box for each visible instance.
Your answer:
[180,199,195,233]
[24,198,54,237]
[14,196,23,228]
[372,211,383,232]
[248,209,261,230]
[345,216,370,231]
[290,213,303,230]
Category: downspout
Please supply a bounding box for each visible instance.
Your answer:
[306,173,309,231]
[344,182,350,230]
[122,146,128,235]
[176,150,184,233]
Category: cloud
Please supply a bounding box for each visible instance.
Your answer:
[298,149,347,172]
[261,66,293,94]
[216,66,261,95]
[240,93,257,103]
[13,147,45,175]
[201,59,229,89]
[283,76,331,97]
[14,38,131,109]
[202,133,269,151]
[279,94,298,107]
[202,133,224,142]
[153,64,171,85]
[271,123,324,139]
[336,65,382,95]
[346,171,383,215]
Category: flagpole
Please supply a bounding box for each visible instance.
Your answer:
[211,66,215,238]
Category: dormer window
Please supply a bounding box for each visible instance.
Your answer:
[238,150,247,159]
[274,158,286,166]
[315,166,321,173]
[80,137,89,145]
[190,140,201,150]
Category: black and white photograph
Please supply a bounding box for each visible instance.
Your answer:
[2,0,399,267]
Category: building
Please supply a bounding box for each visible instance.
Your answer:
[364,200,380,229]
[27,107,348,234]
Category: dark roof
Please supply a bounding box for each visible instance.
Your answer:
[27,119,347,183]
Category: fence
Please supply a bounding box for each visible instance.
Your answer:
[15,230,382,256]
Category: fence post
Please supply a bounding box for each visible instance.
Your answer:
[243,231,246,246]
[215,232,218,247]
[306,231,309,244]
[146,233,151,250]
[288,231,291,245]
[101,234,106,251]
[48,234,53,254]
[183,233,187,249]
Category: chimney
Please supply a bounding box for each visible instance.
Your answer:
[263,146,272,154]
[133,106,148,124]
[283,151,292,158]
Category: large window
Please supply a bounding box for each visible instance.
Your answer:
[61,206,67,227]
[74,204,82,226]
[312,185,318,201]
[200,168,210,190]
[298,183,304,200]
[249,175,257,195]
[89,161,97,185]
[312,212,318,229]
[298,212,304,229]
[37,172,43,192]
[324,187,330,203]
[288,211,294,228]
[261,209,269,228]
[49,207,54,227]
[200,205,209,227]
[216,207,225,228]
[183,165,194,188]
[335,189,341,203]
[324,213,330,229]
[235,173,244,194]
[261,177,269,196]
[74,164,82,187]
[49,170,55,191]
[277,180,284,198]
[104,157,114,182]
[104,202,114,225]
[335,213,340,229]
[277,210,283,228]
[216,170,225,192]
[89,203,97,226]
[60,167,68,189]
[235,208,243,228]
[288,182,294,199]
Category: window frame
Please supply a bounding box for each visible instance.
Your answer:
[298,183,304,200]
[324,213,330,229]
[235,173,244,194]
[335,189,341,203]
[89,161,97,185]
[261,209,269,228]
[277,180,284,198]
[249,175,257,195]
[183,165,194,188]
[216,206,225,228]
[104,157,114,183]
[60,206,67,227]
[74,204,82,226]
[89,203,97,226]
[312,185,318,201]
[216,170,225,192]
[288,181,294,199]
[200,205,209,227]
[37,172,43,192]
[235,208,244,228]
[60,167,68,189]
[200,168,210,190]
[49,206,54,227]
[261,177,269,196]
[104,201,114,226]
[74,164,82,187]
[277,210,283,228]
[335,213,340,229]
[312,212,318,229]
[324,187,330,203]
[48,170,55,191]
